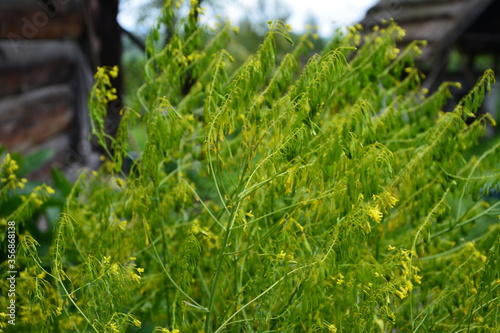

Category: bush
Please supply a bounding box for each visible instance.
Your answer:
[1,3,499,332]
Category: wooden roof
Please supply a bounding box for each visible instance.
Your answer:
[360,0,500,64]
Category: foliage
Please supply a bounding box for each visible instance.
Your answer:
[1,2,500,332]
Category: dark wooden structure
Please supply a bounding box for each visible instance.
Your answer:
[0,0,123,180]
[360,0,500,119]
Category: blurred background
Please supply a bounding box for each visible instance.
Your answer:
[0,0,499,182]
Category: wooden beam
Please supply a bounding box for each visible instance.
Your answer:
[0,84,72,153]
[0,59,71,97]
[0,11,84,40]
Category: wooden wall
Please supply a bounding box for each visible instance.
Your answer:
[0,0,122,180]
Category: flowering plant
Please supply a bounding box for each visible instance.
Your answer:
[1,1,499,332]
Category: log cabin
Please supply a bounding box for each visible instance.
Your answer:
[360,0,500,123]
[0,0,123,181]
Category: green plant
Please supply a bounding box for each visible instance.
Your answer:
[1,2,500,332]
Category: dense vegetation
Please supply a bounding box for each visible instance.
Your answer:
[1,1,499,332]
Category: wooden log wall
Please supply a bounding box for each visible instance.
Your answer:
[0,0,122,181]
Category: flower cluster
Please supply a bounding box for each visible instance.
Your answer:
[393,248,422,299]
[93,65,119,103]
[0,154,28,192]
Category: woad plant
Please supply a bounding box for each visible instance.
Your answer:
[1,1,500,332]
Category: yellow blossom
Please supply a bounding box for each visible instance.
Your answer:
[94,66,106,79]
[116,177,124,188]
[132,273,141,283]
[369,205,383,223]
[109,66,119,78]
[387,194,398,208]
[108,322,119,333]
[118,220,127,230]
[110,263,119,275]
[106,88,118,102]
[53,306,63,316]
[34,198,44,207]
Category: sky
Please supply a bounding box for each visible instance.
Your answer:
[118,0,379,37]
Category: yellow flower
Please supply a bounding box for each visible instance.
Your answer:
[108,322,119,333]
[116,177,124,188]
[368,205,383,223]
[110,263,120,275]
[45,185,55,194]
[55,306,63,316]
[387,194,398,208]
[109,66,119,78]
[159,329,180,333]
[137,267,144,274]
[132,273,141,283]
[103,256,111,264]
[106,88,118,102]
[353,34,361,46]
[34,198,44,207]
[395,290,405,299]
[94,66,105,79]
[118,220,127,231]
